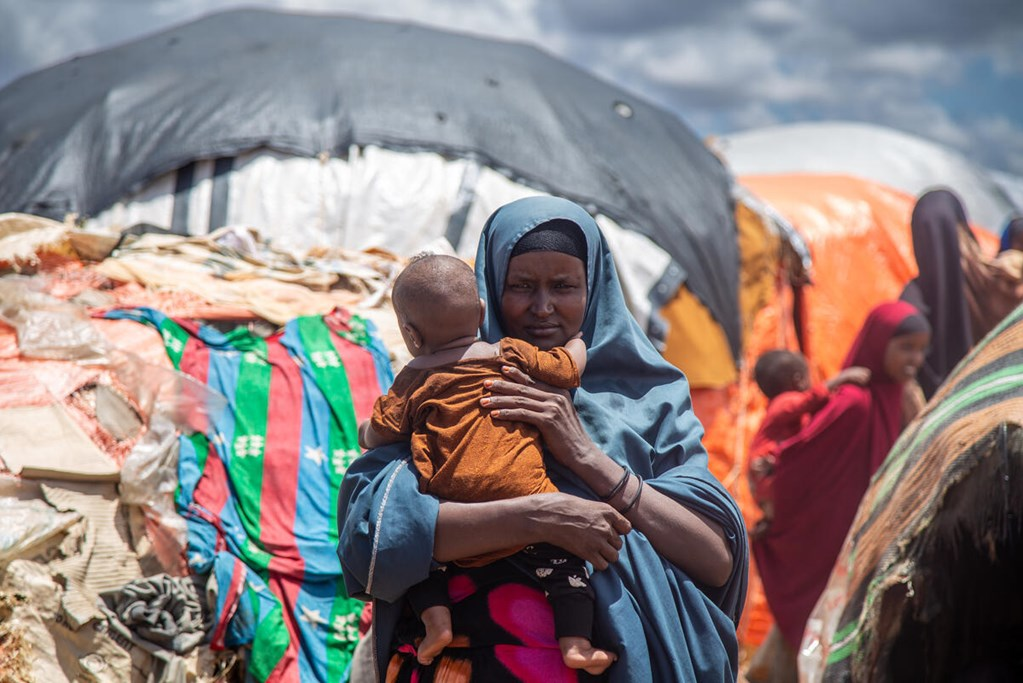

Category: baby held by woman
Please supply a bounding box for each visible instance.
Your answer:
[358,253,614,675]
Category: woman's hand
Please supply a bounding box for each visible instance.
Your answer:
[526,493,632,570]
[482,366,595,469]
[481,368,734,586]
[434,493,631,570]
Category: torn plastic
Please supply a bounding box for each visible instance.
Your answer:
[0,274,228,575]
[0,276,108,360]
[104,348,227,437]
[119,416,179,509]
[111,352,227,573]
[0,274,215,421]
[0,497,81,564]
[0,274,224,431]
[92,383,144,441]
[118,415,188,555]
[797,538,853,683]
[111,361,226,573]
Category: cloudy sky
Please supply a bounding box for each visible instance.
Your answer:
[2,0,1021,173]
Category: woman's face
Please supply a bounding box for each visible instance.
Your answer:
[882,331,931,383]
[501,251,587,350]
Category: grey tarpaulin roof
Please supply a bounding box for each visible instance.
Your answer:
[0,8,740,357]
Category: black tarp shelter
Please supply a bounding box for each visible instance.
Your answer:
[0,9,741,356]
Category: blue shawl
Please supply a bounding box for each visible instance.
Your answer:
[339,196,748,681]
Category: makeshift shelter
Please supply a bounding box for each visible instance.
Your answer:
[699,126,1014,656]
[0,7,780,386]
[717,121,1021,232]
[802,302,1023,681]
[0,8,814,680]
[701,122,1014,474]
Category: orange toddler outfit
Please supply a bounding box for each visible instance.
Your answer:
[370,337,580,505]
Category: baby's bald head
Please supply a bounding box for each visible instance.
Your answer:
[392,254,482,351]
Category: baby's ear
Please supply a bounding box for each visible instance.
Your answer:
[403,322,423,350]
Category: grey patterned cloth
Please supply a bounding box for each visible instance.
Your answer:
[101,574,206,654]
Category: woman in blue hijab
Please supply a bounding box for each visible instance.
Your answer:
[339,196,747,681]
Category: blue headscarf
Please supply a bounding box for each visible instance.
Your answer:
[340,196,747,681]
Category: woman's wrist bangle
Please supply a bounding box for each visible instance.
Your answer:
[599,467,631,502]
[620,475,644,515]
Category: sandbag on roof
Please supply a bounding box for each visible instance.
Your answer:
[0,8,741,357]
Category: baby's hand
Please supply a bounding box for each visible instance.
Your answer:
[750,456,775,478]
[829,366,871,389]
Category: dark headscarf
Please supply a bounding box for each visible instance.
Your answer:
[509,218,588,263]
[899,188,973,398]
[1000,215,1023,253]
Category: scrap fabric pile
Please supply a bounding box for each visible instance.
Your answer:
[0,213,399,683]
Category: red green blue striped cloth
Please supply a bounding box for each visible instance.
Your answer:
[107,307,392,682]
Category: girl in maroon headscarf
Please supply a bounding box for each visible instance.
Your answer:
[752,301,931,663]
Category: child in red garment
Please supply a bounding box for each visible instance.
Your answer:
[748,350,870,538]
[358,254,616,676]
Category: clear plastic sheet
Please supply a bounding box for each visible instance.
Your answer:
[0,273,227,434]
[119,415,185,527]
[0,497,80,563]
[105,348,227,436]
[0,273,228,571]
[111,357,226,563]
[0,276,108,360]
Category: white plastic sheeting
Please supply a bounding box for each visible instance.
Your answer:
[85,145,671,334]
[88,147,465,254]
[716,121,1020,231]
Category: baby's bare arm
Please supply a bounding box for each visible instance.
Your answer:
[565,337,588,376]
[826,366,871,391]
[358,419,402,450]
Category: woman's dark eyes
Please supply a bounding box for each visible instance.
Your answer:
[507,282,577,291]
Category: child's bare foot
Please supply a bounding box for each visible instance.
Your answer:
[417,605,453,665]
[559,636,617,675]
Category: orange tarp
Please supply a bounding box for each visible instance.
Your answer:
[741,173,998,379]
[741,174,918,379]
[694,174,999,652]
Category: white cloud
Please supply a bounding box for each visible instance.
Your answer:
[621,29,778,88]
[746,0,807,29]
[990,169,1023,210]
[875,100,975,150]
[849,43,958,80]
[716,102,782,132]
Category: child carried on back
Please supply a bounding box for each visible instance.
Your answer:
[748,350,870,538]
[358,254,615,675]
